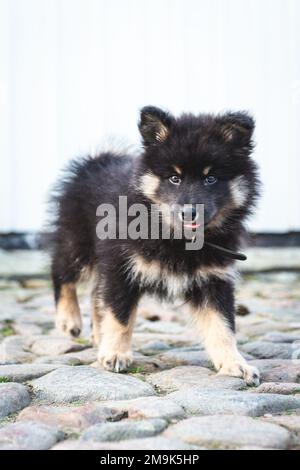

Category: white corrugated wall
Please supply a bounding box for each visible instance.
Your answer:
[0,0,300,232]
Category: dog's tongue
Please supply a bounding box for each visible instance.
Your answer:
[184,223,201,229]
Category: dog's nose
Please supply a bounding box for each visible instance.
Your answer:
[181,206,197,222]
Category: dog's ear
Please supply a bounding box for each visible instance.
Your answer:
[220,112,255,145]
[139,106,173,145]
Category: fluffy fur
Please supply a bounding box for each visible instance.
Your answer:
[49,106,261,385]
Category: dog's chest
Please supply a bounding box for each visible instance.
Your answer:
[127,254,235,300]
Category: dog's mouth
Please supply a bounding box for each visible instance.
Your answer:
[183,223,201,229]
[178,206,201,230]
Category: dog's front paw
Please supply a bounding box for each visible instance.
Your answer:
[218,362,260,386]
[98,350,133,373]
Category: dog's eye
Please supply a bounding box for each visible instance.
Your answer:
[204,175,218,185]
[169,175,181,185]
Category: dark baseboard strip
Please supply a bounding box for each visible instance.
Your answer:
[1,231,300,250]
[1,274,50,282]
[0,233,45,250]
[250,232,300,247]
[243,267,300,275]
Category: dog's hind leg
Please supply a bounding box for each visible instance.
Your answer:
[51,254,83,338]
[55,283,82,337]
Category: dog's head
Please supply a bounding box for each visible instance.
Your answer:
[137,106,260,234]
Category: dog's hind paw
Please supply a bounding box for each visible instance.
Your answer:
[98,350,133,373]
[55,314,82,338]
[218,362,260,387]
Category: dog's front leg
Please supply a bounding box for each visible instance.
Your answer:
[94,277,140,373]
[189,279,260,386]
[97,308,137,373]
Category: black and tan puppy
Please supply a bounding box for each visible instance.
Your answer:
[50,106,261,385]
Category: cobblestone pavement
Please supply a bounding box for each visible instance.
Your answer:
[0,252,300,450]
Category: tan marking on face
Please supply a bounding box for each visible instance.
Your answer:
[230,176,248,207]
[97,304,136,372]
[139,173,160,201]
[203,166,212,176]
[56,283,82,335]
[205,176,248,230]
[155,124,169,143]
[153,202,174,231]
[138,175,176,230]
[173,165,182,175]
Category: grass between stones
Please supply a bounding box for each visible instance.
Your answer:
[74,338,91,346]
[0,319,16,337]
[127,366,145,374]
[0,377,9,383]
[65,431,80,440]
[0,326,15,337]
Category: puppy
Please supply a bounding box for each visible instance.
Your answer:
[49,106,260,385]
